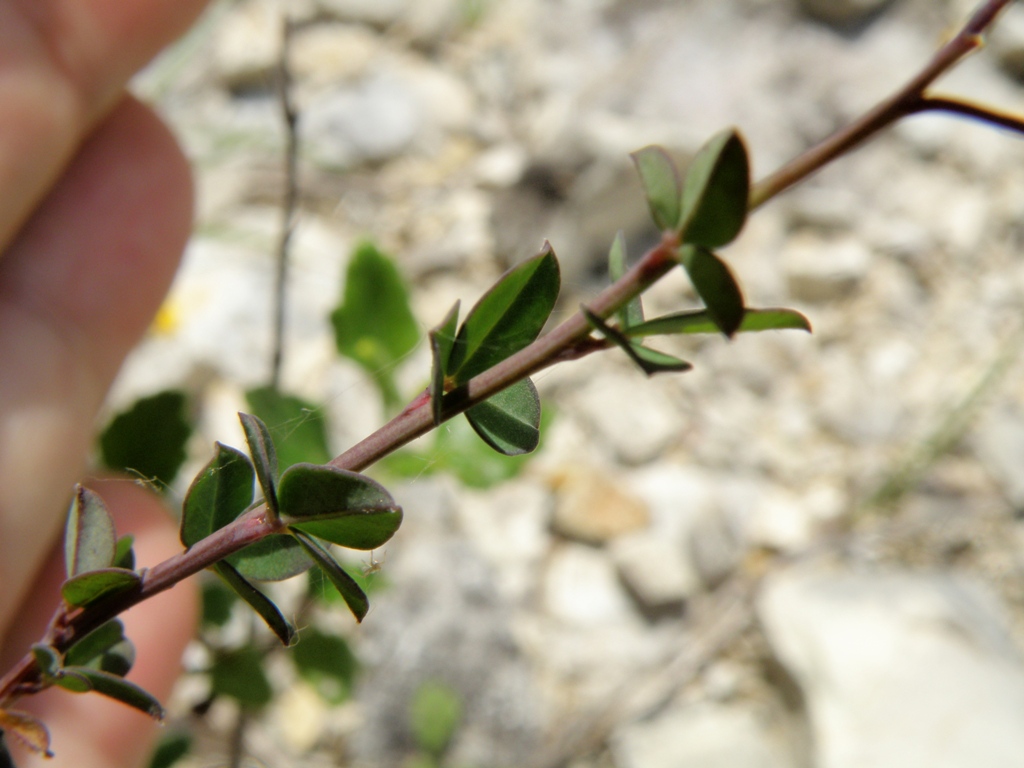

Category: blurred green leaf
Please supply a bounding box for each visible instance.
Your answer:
[679,129,749,248]
[209,647,273,710]
[447,244,560,385]
[331,241,421,409]
[582,307,693,376]
[147,731,191,768]
[280,463,402,550]
[294,532,369,621]
[61,568,141,608]
[239,412,279,516]
[292,628,359,704]
[465,378,541,456]
[181,443,254,548]
[214,561,295,646]
[64,619,134,677]
[626,307,812,337]
[631,145,683,231]
[98,390,191,490]
[57,667,165,720]
[678,245,745,337]
[245,386,331,468]
[31,645,60,679]
[113,535,135,571]
[201,578,237,627]
[430,301,460,425]
[65,485,116,578]
[608,231,644,328]
[410,680,462,757]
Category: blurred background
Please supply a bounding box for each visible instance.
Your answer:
[112,0,1024,765]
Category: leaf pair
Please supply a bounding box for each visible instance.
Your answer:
[181,413,403,636]
[428,245,560,456]
[62,487,140,608]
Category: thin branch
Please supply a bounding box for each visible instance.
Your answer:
[912,95,1024,136]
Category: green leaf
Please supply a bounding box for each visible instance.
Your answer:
[447,244,560,385]
[65,485,116,578]
[245,386,331,468]
[630,145,683,231]
[147,731,191,768]
[410,680,462,757]
[0,709,52,758]
[201,578,237,627]
[214,561,295,646]
[64,619,134,677]
[61,568,141,608]
[679,129,750,248]
[57,667,165,720]
[98,390,191,489]
[294,532,369,622]
[292,627,358,704]
[331,241,421,410]
[181,443,255,548]
[280,463,402,550]
[430,301,461,425]
[228,535,313,581]
[113,535,135,571]
[31,644,60,679]
[582,306,693,376]
[625,307,812,337]
[465,378,541,456]
[209,646,273,710]
[239,412,279,516]
[678,245,745,337]
[608,231,643,328]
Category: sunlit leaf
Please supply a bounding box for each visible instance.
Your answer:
[214,561,295,646]
[209,647,273,709]
[245,386,331,468]
[181,443,254,548]
[64,619,134,677]
[98,390,191,490]
[430,301,460,425]
[65,485,116,578]
[582,306,693,376]
[0,709,52,757]
[465,378,541,456]
[608,231,644,328]
[331,241,421,409]
[631,145,683,231]
[625,307,812,337]
[280,463,402,550]
[57,667,165,720]
[294,532,368,622]
[678,245,745,337]
[292,626,358,704]
[239,412,279,516]
[113,535,135,571]
[679,129,750,248]
[61,568,141,608]
[447,244,560,385]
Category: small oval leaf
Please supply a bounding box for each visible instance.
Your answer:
[678,245,745,337]
[465,378,541,456]
[679,129,750,248]
[430,301,461,425]
[239,412,279,516]
[31,644,60,679]
[214,561,295,646]
[625,307,812,337]
[65,485,116,578]
[631,145,683,231]
[64,619,135,677]
[228,535,313,582]
[181,443,255,548]
[61,568,141,608]
[58,666,165,720]
[294,532,369,622]
[447,244,560,385]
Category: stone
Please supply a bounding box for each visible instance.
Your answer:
[543,543,639,626]
[611,532,702,613]
[782,232,872,303]
[548,465,650,545]
[970,403,1024,509]
[759,565,1024,768]
[990,3,1024,81]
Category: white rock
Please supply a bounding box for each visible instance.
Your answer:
[315,0,409,25]
[990,3,1024,81]
[782,233,872,303]
[549,464,650,545]
[611,532,702,611]
[212,0,280,89]
[970,404,1024,508]
[759,565,1024,768]
[543,543,638,626]
[611,702,792,768]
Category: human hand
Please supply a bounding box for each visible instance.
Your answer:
[0,1,211,764]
